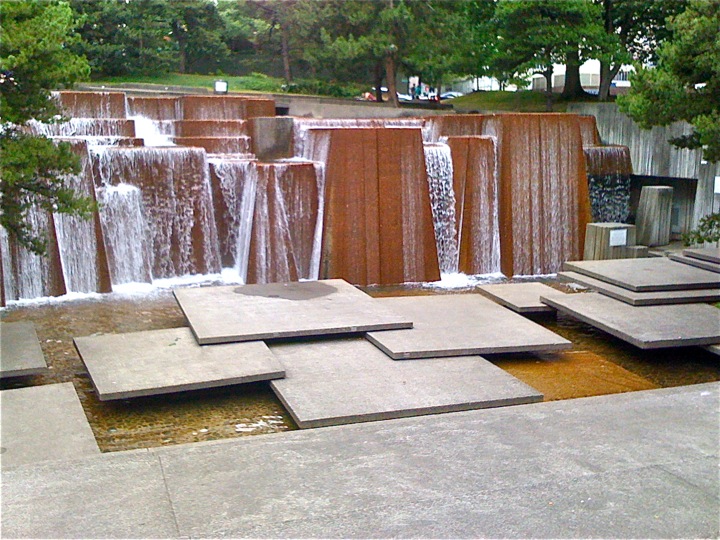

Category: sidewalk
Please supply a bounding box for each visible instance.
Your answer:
[2,383,718,538]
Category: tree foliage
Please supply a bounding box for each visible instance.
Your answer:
[618,0,720,162]
[0,1,94,254]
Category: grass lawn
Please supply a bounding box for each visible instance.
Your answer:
[90,72,284,94]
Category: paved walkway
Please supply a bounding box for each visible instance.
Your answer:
[2,383,718,538]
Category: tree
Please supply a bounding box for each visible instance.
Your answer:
[168,0,231,74]
[71,0,177,78]
[595,0,687,101]
[491,0,609,105]
[0,1,94,254]
[618,0,720,163]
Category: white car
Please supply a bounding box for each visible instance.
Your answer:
[440,91,464,100]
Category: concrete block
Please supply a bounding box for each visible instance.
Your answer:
[0,383,99,468]
[583,223,637,261]
[174,279,412,345]
[269,337,542,428]
[0,321,47,378]
[477,282,566,313]
[74,327,284,400]
[558,271,720,306]
[563,257,720,292]
[540,292,720,349]
[249,116,294,160]
[366,294,571,359]
[636,185,673,246]
[684,247,720,265]
[1,452,177,538]
[669,253,720,274]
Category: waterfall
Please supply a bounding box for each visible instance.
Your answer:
[423,143,459,274]
[0,208,55,300]
[93,146,221,279]
[208,158,258,278]
[96,183,153,285]
[129,116,175,146]
[584,145,633,223]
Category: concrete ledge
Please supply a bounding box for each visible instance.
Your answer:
[74,327,284,401]
[0,321,47,378]
[684,247,720,264]
[669,253,720,274]
[477,282,564,313]
[366,294,571,359]
[558,271,720,306]
[563,257,720,292]
[0,383,99,468]
[174,279,413,345]
[541,292,720,349]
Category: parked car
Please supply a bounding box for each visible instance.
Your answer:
[440,91,464,100]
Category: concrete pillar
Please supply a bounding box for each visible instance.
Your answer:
[636,186,674,246]
[583,223,645,260]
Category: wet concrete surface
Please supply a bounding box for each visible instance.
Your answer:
[1,282,719,453]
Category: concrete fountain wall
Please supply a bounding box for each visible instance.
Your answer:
[1,91,622,304]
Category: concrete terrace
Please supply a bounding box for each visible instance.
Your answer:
[2,383,718,538]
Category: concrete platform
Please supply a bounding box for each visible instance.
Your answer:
[541,292,720,349]
[477,282,566,313]
[3,383,717,538]
[563,257,720,291]
[0,321,48,378]
[684,247,720,264]
[558,271,720,306]
[669,253,720,274]
[269,337,542,428]
[704,344,720,357]
[0,383,99,468]
[74,327,285,401]
[365,294,572,359]
[174,279,413,345]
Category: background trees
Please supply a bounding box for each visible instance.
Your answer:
[618,0,719,163]
[0,0,95,254]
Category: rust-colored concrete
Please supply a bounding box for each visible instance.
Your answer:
[447,136,500,275]
[56,91,128,119]
[489,114,592,276]
[175,120,248,137]
[243,98,276,119]
[172,137,251,154]
[246,162,320,283]
[577,115,601,146]
[179,96,275,121]
[314,127,440,286]
[424,115,488,142]
[127,97,180,120]
[584,145,633,176]
[93,148,220,278]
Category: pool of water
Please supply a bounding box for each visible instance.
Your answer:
[2,281,718,453]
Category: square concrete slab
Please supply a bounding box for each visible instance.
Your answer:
[0,382,99,467]
[365,294,571,360]
[563,257,720,292]
[0,321,47,378]
[684,247,720,264]
[669,253,720,274]
[74,327,284,401]
[558,271,720,306]
[477,282,566,313]
[269,337,542,428]
[174,279,413,345]
[540,292,720,349]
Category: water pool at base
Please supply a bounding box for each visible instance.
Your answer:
[1,282,718,453]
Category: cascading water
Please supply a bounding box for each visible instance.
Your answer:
[96,183,153,285]
[208,158,258,277]
[584,145,633,223]
[93,146,221,279]
[129,116,175,146]
[423,142,459,274]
